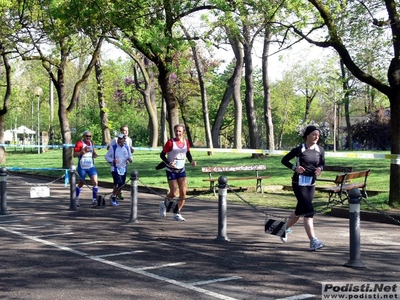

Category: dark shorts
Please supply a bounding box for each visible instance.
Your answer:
[292,182,315,217]
[77,166,97,181]
[166,169,187,180]
[111,171,127,187]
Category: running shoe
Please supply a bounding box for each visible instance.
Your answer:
[310,238,325,251]
[280,227,292,243]
[92,199,98,206]
[173,213,185,221]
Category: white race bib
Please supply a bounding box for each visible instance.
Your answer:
[117,167,126,175]
[298,175,313,186]
[80,152,93,169]
[174,153,185,169]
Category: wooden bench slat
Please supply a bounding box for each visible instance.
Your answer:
[319,170,370,205]
[201,165,266,173]
[316,166,354,183]
[202,164,270,196]
[203,176,271,182]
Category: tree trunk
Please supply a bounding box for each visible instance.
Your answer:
[184,26,214,152]
[243,25,259,152]
[57,87,74,169]
[158,66,179,137]
[94,58,111,146]
[387,34,400,205]
[211,35,244,149]
[340,60,353,150]
[145,58,159,148]
[262,29,275,151]
[211,78,234,148]
[0,44,11,164]
[161,98,168,145]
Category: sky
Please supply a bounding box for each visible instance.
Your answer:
[101,37,334,83]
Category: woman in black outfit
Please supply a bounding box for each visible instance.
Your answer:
[281,125,325,251]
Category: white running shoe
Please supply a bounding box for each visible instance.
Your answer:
[159,201,166,217]
[280,228,292,243]
[173,213,185,221]
[92,199,98,206]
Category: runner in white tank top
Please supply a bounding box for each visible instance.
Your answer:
[158,124,197,221]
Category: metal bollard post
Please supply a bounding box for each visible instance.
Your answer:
[216,176,229,241]
[0,167,9,215]
[128,170,139,223]
[344,188,365,268]
[69,166,77,211]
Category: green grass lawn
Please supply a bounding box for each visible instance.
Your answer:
[2,148,396,212]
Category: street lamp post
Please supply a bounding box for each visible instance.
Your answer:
[33,86,43,154]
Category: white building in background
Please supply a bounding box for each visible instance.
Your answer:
[4,126,36,144]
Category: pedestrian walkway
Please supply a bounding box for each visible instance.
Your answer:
[1,174,399,300]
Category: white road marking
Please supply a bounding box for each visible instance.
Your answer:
[0,226,239,300]
[275,294,315,300]
[189,276,242,286]
[10,225,47,229]
[35,232,75,238]
[0,220,20,224]
[94,250,145,258]
[64,241,106,246]
[134,262,186,270]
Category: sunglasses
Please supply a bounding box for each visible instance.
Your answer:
[85,135,92,138]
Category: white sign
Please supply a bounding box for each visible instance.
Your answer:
[30,186,50,198]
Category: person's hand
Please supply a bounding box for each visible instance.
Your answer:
[315,167,322,176]
[295,166,305,174]
[191,161,197,167]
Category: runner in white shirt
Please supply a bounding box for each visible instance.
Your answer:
[107,125,134,200]
[105,134,133,206]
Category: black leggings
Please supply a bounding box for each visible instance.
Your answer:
[292,182,315,218]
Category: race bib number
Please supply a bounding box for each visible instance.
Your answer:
[174,153,185,169]
[80,152,93,169]
[299,175,313,186]
[117,167,126,175]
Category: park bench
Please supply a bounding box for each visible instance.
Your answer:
[320,169,371,205]
[202,164,270,196]
[316,166,354,184]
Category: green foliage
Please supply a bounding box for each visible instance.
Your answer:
[351,108,390,150]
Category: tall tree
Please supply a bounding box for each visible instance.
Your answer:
[14,0,105,167]
[210,30,244,149]
[181,25,214,152]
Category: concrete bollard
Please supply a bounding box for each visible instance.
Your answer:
[128,170,139,223]
[0,167,9,215]
[344,188,365,268]
[69,166,77,211]
[216,176,229,241]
